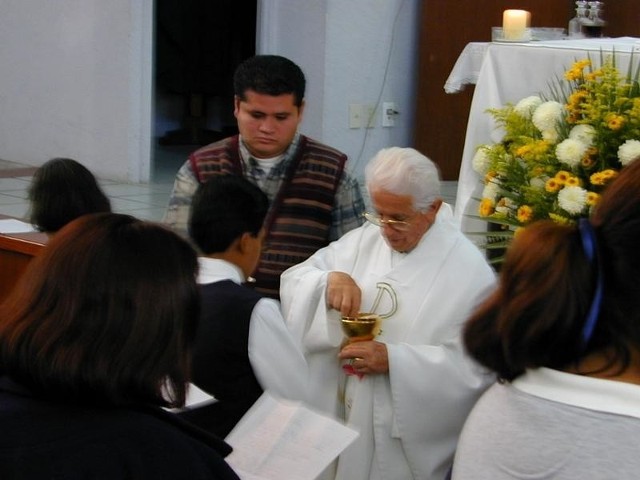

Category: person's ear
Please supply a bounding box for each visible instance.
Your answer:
[422,198,443,223]
[233,95,242,118]
[237,232,253,254]
[297,99,305,122]
[430,198,443,214]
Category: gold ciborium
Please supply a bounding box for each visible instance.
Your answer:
[340,282,397,343]
[341,313,382,342]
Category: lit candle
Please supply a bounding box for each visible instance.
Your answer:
[502,9,531,40]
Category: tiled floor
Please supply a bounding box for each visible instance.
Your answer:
[0,145,190,223]
[0,145,458,224]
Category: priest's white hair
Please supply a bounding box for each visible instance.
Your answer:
[365,147,441,211]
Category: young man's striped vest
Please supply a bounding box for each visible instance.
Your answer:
[189,135,346,298]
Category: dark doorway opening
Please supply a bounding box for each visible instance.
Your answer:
[153,0,257,180]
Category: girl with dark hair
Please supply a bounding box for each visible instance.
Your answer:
[452,159,640,479]
[0,213,239,479]
[28,157,111,234]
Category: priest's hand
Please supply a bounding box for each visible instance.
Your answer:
[326,271,362,317]
[338,341,389,375]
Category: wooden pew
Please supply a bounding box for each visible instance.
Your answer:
[0,215,48,303]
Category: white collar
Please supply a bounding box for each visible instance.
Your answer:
[197,257,244,285]
[513,367,640,418]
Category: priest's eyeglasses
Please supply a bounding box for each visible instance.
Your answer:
[363,212,413,231]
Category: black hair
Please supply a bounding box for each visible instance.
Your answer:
[0,213,199,408]
[28,158,111,233]
[189,175,269,254]
[233,55,306,107]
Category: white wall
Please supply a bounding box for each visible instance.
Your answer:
[0,0,153,182]
[0,0,419,184]
[259,0,420,181]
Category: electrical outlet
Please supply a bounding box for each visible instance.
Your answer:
[349,104,362,128]
[382,102,396,127]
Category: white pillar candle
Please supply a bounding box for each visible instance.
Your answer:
[502,9,530,40]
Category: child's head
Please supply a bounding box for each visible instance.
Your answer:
[189,175,269,276]
[28,157,111,233]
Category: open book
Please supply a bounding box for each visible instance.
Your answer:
[225,392,359,480]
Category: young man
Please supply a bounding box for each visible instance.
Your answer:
[183,175,308,438]
[164,55,365,299]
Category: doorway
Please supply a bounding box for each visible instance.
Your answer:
[152,0,257,183]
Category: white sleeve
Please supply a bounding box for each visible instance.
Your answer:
[247,298,309,403]
[280,226,367,347]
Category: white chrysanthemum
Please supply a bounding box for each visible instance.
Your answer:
[569,124,596,146]
[532,101,564,136]
[482,182,501,201]
[556,138,588,168]
[530,176,547,190]
[472,147,491,175]
[558,185,588,215]
[618,139,640,166]
[514,96,542,119]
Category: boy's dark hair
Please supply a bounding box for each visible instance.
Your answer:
[189,175,269,254]
[233,55,306,107]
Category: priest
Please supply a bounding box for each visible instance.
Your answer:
[280,147,496,480]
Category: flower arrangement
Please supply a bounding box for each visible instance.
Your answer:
[471,55,640,260]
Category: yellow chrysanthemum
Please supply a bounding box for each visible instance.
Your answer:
[590,172,605,185]
[554,170,572,183]
[516,205,533,223]
[545,178,561,192]
[581,156,595,168]
[586,191,601,206]
[590,169,618,186]
[605,113,625,130]
[479,198,495,217]
[565,176,582,187]
[580,146,598,168]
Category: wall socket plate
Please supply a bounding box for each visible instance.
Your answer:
[349,103,363,128]
[382,102,396,127]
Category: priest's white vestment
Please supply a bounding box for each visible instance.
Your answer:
[280,205,496,480]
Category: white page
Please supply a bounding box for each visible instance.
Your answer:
[164,383,217,413]
[183,383,217,409]
[0,218,36,234]
[225,392,358,480]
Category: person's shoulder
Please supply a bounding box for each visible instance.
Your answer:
[201,279,263,301]
[299,135,347,159]
[191,135,239,159]
[0,400,238,479]
[88,408,238,477]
